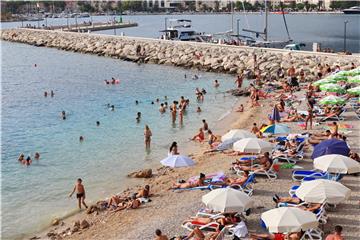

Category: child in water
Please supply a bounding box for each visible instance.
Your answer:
[69,178,88,209]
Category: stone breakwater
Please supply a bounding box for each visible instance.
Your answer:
[1,29,359,78]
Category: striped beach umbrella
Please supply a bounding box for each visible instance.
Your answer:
[261,124,290,134]
[319,96,345,105]
[347,75,360,84]
[313,78,336,86]
[347,86,360,95]
[319,83,345,93]
[327,74,348,81]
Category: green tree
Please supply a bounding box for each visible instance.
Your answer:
[304,1,310,11]
[289,1,297,10]
[77,2,95,13]
[296,3,305,10]
[214,1,220,12]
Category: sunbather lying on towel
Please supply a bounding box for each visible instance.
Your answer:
[111,194,141,213]
[308,130,331,144]
[249,232,302,240]
[170,173,206,189]
[183,214,241,226]
[183,225,225,240]
[281,109,305,122]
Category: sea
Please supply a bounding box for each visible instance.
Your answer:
[1,13,359,239]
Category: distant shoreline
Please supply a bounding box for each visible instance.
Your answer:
[0,11,348,23]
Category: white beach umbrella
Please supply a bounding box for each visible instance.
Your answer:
[261,207,318,233]
[160,155,195,168]
[233,138,273,154]
[314,154,360,174]
[295,179,351,204]
[202,187,253,212]
[221,129,256,142]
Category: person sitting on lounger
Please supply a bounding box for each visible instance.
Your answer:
[170,173,206,189]
[236,152,271,172]
[224,171,250,186]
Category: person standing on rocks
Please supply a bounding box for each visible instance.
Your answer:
[235,75,243,89]
[69,178,88,209]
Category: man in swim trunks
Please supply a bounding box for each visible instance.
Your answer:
[69,178,88,209]
[202,119,209,131]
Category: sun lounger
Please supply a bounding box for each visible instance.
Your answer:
[273,141,305,164]
[196,208,226,219]
[292,170,328,181]
[250,159,279,180]
[301,228,323,240]
[317,108,346,122]
[182,220,221,232]
[230,173,256,196]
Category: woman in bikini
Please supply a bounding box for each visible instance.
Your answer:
[144,125,152,149]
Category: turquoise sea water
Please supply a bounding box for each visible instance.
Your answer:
[1,41,237,239]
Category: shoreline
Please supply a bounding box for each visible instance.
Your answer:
[27,90,251,240]
[0,11,349,23]
[32,81,360,240]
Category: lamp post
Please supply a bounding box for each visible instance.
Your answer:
[343,20,348,52]
[236,19,240,38]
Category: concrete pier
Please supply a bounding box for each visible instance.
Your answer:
[22,22,138,32]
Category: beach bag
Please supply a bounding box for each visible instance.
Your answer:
[273,164,280,172]
[231,221,248,238]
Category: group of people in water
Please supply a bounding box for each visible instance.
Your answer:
[18,152,40,166]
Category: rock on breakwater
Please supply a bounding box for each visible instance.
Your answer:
[1,28,359,78]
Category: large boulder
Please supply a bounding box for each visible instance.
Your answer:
[127,168,152,178]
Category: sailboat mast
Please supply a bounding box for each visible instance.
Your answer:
[264,0,268,41]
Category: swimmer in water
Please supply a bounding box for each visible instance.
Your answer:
[136,112,141,122]
[201,88,207,95]
[61,111,66,120]
[184,74,187,79]
[111,77,116,84]
[104,80,110,85]
[156,98,160,103]
[34,64,37,67]
[79,136,84,142]
[135,100,139,105]
[144,125,152,149]
[159,103,166,113]
[111,105,115,111]
[151,101,154,105]
[44,91,48,97]
[164,96,168,100]
[196,107,202,113]
[96,121,100,126]
[23,156,32,166]
[193,75,199,80]
[164,102,168,108]
[50,90,54,97]
[214,80,220,88]
[18,153,25,162]
[34,152,40,160]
